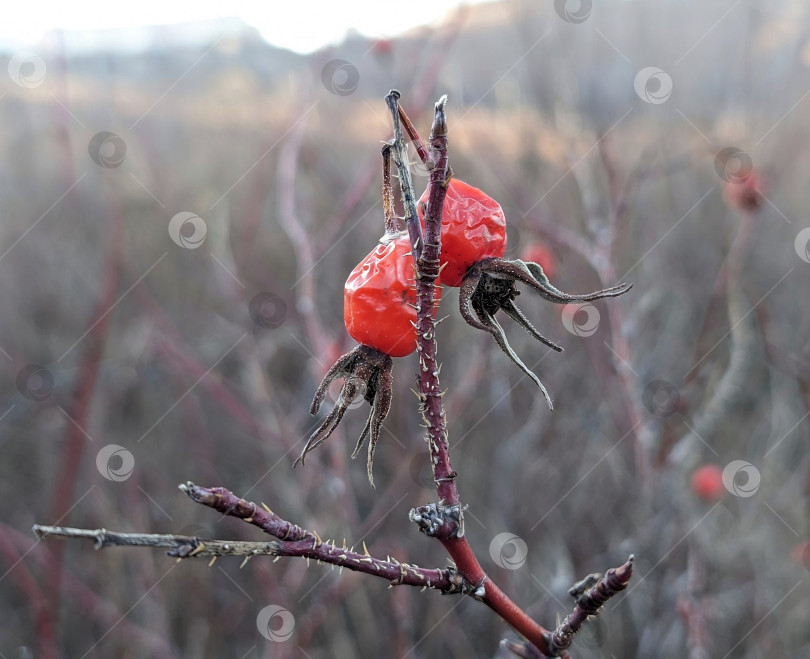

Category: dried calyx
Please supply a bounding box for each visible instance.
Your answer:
[459,257,631,409]
[294,345,393,487]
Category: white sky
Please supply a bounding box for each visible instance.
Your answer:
[0,0,485,54]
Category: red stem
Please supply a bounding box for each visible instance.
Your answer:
[387,91,554,653]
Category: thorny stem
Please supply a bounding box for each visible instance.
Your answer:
[387,91,634,657]
[33,484,457,592]
[546,556,634,654]
[501,557,634,658]
[387,90,557,653]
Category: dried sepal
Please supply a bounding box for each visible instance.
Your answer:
[459,257,632,408]
[295,344,393,487]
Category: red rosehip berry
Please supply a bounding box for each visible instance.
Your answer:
[417,179,506,287]
[344,233,441,358]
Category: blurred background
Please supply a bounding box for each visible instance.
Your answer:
[1,0,809,657]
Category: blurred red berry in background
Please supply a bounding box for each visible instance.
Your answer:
[372,38,393,57]
[521,241,556,279]
[722,171,764,213]
[791,541,810,570]
[690,464,726,501]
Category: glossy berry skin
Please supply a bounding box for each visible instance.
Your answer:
[690,464,726,501]
[344,233,440,358]
[417,179,506,287]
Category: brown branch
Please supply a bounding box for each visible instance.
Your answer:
[502,556,634,658]
[546,556,634,654]
[34,483,458,593]
[385,90,424,260]
[381,142,399,235]
[398,105,431,168]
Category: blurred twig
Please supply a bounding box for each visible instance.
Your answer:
[48,202,124,636]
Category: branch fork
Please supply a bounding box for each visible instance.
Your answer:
[409,502,466,539]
